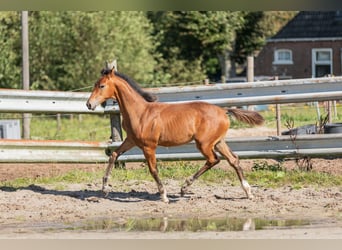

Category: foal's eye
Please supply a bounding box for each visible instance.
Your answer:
[99,85,105,89]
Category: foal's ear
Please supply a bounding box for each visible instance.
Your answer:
[104,59,117,76]
[107,60,117,71]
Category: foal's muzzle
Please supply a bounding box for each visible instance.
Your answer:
[86,100,96,111]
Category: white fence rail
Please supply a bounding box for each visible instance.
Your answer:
[0,76,342,163]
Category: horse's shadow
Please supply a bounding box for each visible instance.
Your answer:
[0,185,246,203]
[0,185,158,203]
[0,184,183,203]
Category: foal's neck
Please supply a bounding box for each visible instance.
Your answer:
[113,76,148,128]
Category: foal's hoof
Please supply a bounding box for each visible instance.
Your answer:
[247,194,254,200]
[180,187,192,197]
[102,186,111,197]
[162,197,170,203]
[180,178,193,196]
[180,188,187,197]
[161,194,170,203]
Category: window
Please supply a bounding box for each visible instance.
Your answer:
[313,50,331,63]
[312,48,333,77]
[273,49,293,64]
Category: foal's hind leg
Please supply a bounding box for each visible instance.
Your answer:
[102,138,134,196]
[215,139,253,199]
[181,142,220,196]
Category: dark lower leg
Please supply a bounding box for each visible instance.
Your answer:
[149,168,169,203]
[102,139,134,196]
[181,157,220,196]
[144,149,169,203]
[102,152,117,195]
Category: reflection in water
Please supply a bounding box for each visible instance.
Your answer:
[242,218,255,231]
[72,217,311,233]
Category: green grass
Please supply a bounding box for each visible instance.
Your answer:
[30,114,111,141]
[1,161,341,190]
[247,170,342,189]
[259,103,342,129]
[0,113,111,141]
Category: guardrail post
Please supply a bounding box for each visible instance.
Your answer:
[105,99,125,168]
[110,113,123,142]
[276,104,281,136]
[328,101,332,123]
[22,11,31,139]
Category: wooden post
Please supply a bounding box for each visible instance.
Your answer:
[247,55,254,82]
[273,76,281,136]
[276,104,281,136]
[110,112,125,168]
[106,98,125,169]
[328,101,332,123]
[110,113,123,142]
[221,75,226,84]
[22,11,30,139]
[247,55,254,111]
[57,113,62,133]
[333,100,337,120]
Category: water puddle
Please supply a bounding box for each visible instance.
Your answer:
[61,217,313,233]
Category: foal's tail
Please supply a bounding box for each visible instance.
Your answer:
[225,108,264,126]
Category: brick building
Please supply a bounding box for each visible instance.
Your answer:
[254,11,342,79]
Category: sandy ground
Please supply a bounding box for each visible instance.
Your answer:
[0,128,341,239]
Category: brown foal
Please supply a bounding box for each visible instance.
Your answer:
[86,67,264,203]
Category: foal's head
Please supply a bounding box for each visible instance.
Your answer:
[86,68,117,110]
[86,68,157,111]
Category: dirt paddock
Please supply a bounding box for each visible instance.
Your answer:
[0,128,341,239]
[0,158,341,239]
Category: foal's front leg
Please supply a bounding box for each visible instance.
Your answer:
[102,138,134,196]
[143,147,169,203]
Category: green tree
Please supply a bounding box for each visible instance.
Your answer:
[29,11,157,90]
[0,11,297,90]
[148,11,243,83]
[231,11,297,76]
[231,12,265,66]
[0,12,21,89]
[0,11,157,90]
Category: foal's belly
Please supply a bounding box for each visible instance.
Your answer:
[157,133,194,147]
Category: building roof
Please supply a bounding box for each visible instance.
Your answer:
[270,11,342,41]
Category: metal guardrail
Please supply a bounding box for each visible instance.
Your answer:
[0,76,341,162]
[108,134,342,161]
[1,134,341,163]
[0,89,103,114]
[0,139,108,163]
[1,76,342,114]
[153,76,342,105]
[106,76,342,112]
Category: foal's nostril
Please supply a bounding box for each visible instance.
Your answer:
[86,102,92,110]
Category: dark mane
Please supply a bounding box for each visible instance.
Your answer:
[101,69,157,102]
